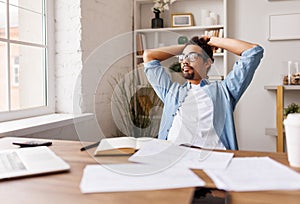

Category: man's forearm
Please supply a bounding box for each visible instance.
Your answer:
[208,37,258,56]
[143,45,185,63]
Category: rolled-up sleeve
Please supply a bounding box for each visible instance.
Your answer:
[144,60,173,102]
[222,45,264,107]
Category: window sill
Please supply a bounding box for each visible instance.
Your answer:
[0,113,94,137]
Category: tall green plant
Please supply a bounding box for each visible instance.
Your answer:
[110,72,163,138]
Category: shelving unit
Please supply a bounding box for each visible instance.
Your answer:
[132,0,228,132]
[264,85,300,152]
[133,0,228,79]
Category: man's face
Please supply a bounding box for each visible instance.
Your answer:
[180,45,209,83]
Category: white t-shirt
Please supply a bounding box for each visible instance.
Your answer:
[167,83,226,150]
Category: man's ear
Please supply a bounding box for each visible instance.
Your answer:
[204,58,213,70]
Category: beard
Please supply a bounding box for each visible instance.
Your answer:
[182,66,195,80]
[182,71,194,80]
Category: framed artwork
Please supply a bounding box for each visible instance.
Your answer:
[269,13,300,41]
[171,13,194,27]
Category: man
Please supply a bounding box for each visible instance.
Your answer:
[143,36,264,150]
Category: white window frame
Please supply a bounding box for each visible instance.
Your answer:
[0,0,55,122]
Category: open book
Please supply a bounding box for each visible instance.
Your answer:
[94,137,155,156]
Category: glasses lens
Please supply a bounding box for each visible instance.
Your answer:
[178,53,202,63]
[188,53,200,62]
[178,54,184,62]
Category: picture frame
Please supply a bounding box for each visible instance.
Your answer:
[171,13,194,27]
[268,13,300,41]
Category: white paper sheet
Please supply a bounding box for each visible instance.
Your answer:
[80,163,205,193]
[204,157,300,191]
[128,139,233,170]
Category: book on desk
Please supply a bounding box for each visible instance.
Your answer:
[94,136,155,156]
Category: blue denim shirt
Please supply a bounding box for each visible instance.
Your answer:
[144,45,264,150]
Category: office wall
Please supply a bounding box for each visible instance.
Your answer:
[77,0,300,150]
[228,0,300,151]
[51,0,300,149]
[80,0,133,138]
[55,0,82,113]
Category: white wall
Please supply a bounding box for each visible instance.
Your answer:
[55,0,82,113]
[52,0,300,148]
[54,0,133,141]
[80,0,133,138]
[228,0,300,151]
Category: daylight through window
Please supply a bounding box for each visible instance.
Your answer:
[0,0,49,118]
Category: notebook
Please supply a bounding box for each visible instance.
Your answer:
[0,146,70,180]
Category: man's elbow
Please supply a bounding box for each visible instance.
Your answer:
[143,49,155,63]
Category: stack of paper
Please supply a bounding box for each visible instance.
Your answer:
[80,163,204,193]
[128,139,234,170]
[80,139,233,193]
[80,139,300,193]
[204,157,300,191]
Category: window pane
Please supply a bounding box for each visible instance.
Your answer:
[10,43,46,110]
[9,4,44,44]
[0,1,7,38]
[9,0,43,14]
[0,41,8,112]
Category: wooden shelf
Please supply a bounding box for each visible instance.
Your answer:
[264,85,300,90]
[265,128,285,137]
[265,85,300,152]
[134,0,228,76]
[135,25,225,33]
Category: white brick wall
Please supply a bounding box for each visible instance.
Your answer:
[55,0,133,138]
[55,0,82,113]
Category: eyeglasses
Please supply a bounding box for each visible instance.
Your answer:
[177,52,204,63]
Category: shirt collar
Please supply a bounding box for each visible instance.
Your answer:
[200,78,210,87]
[183,78,210,88]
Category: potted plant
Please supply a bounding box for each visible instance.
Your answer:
[284,103,300,118]
[110,72,163,138]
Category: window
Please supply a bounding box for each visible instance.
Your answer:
[12,57,19,86]
[0,0,54,121]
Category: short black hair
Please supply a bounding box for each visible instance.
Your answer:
[185,36,214,63]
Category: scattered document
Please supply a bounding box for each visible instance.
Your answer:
[128,139,233,170]
[204,157,300,191]
[80,163,205,193]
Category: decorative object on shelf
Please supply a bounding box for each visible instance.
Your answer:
[171,13,194,27]
[177,36,188,44]
[200,9,219,26]
[283,73,300,85]
[152,10,164,28]
[152,0,176,13]
[284,103,300,118]
[151,0,176,28]
[283,61,300,85]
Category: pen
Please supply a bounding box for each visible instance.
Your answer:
[94,154,134,157]
[80,141,100,151]
[180,143,202,149]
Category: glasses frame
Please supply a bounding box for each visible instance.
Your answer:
[177,52,204,63]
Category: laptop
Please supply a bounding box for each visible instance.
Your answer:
[0,146,70,180]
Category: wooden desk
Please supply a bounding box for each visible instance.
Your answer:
[1,137,300,204]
